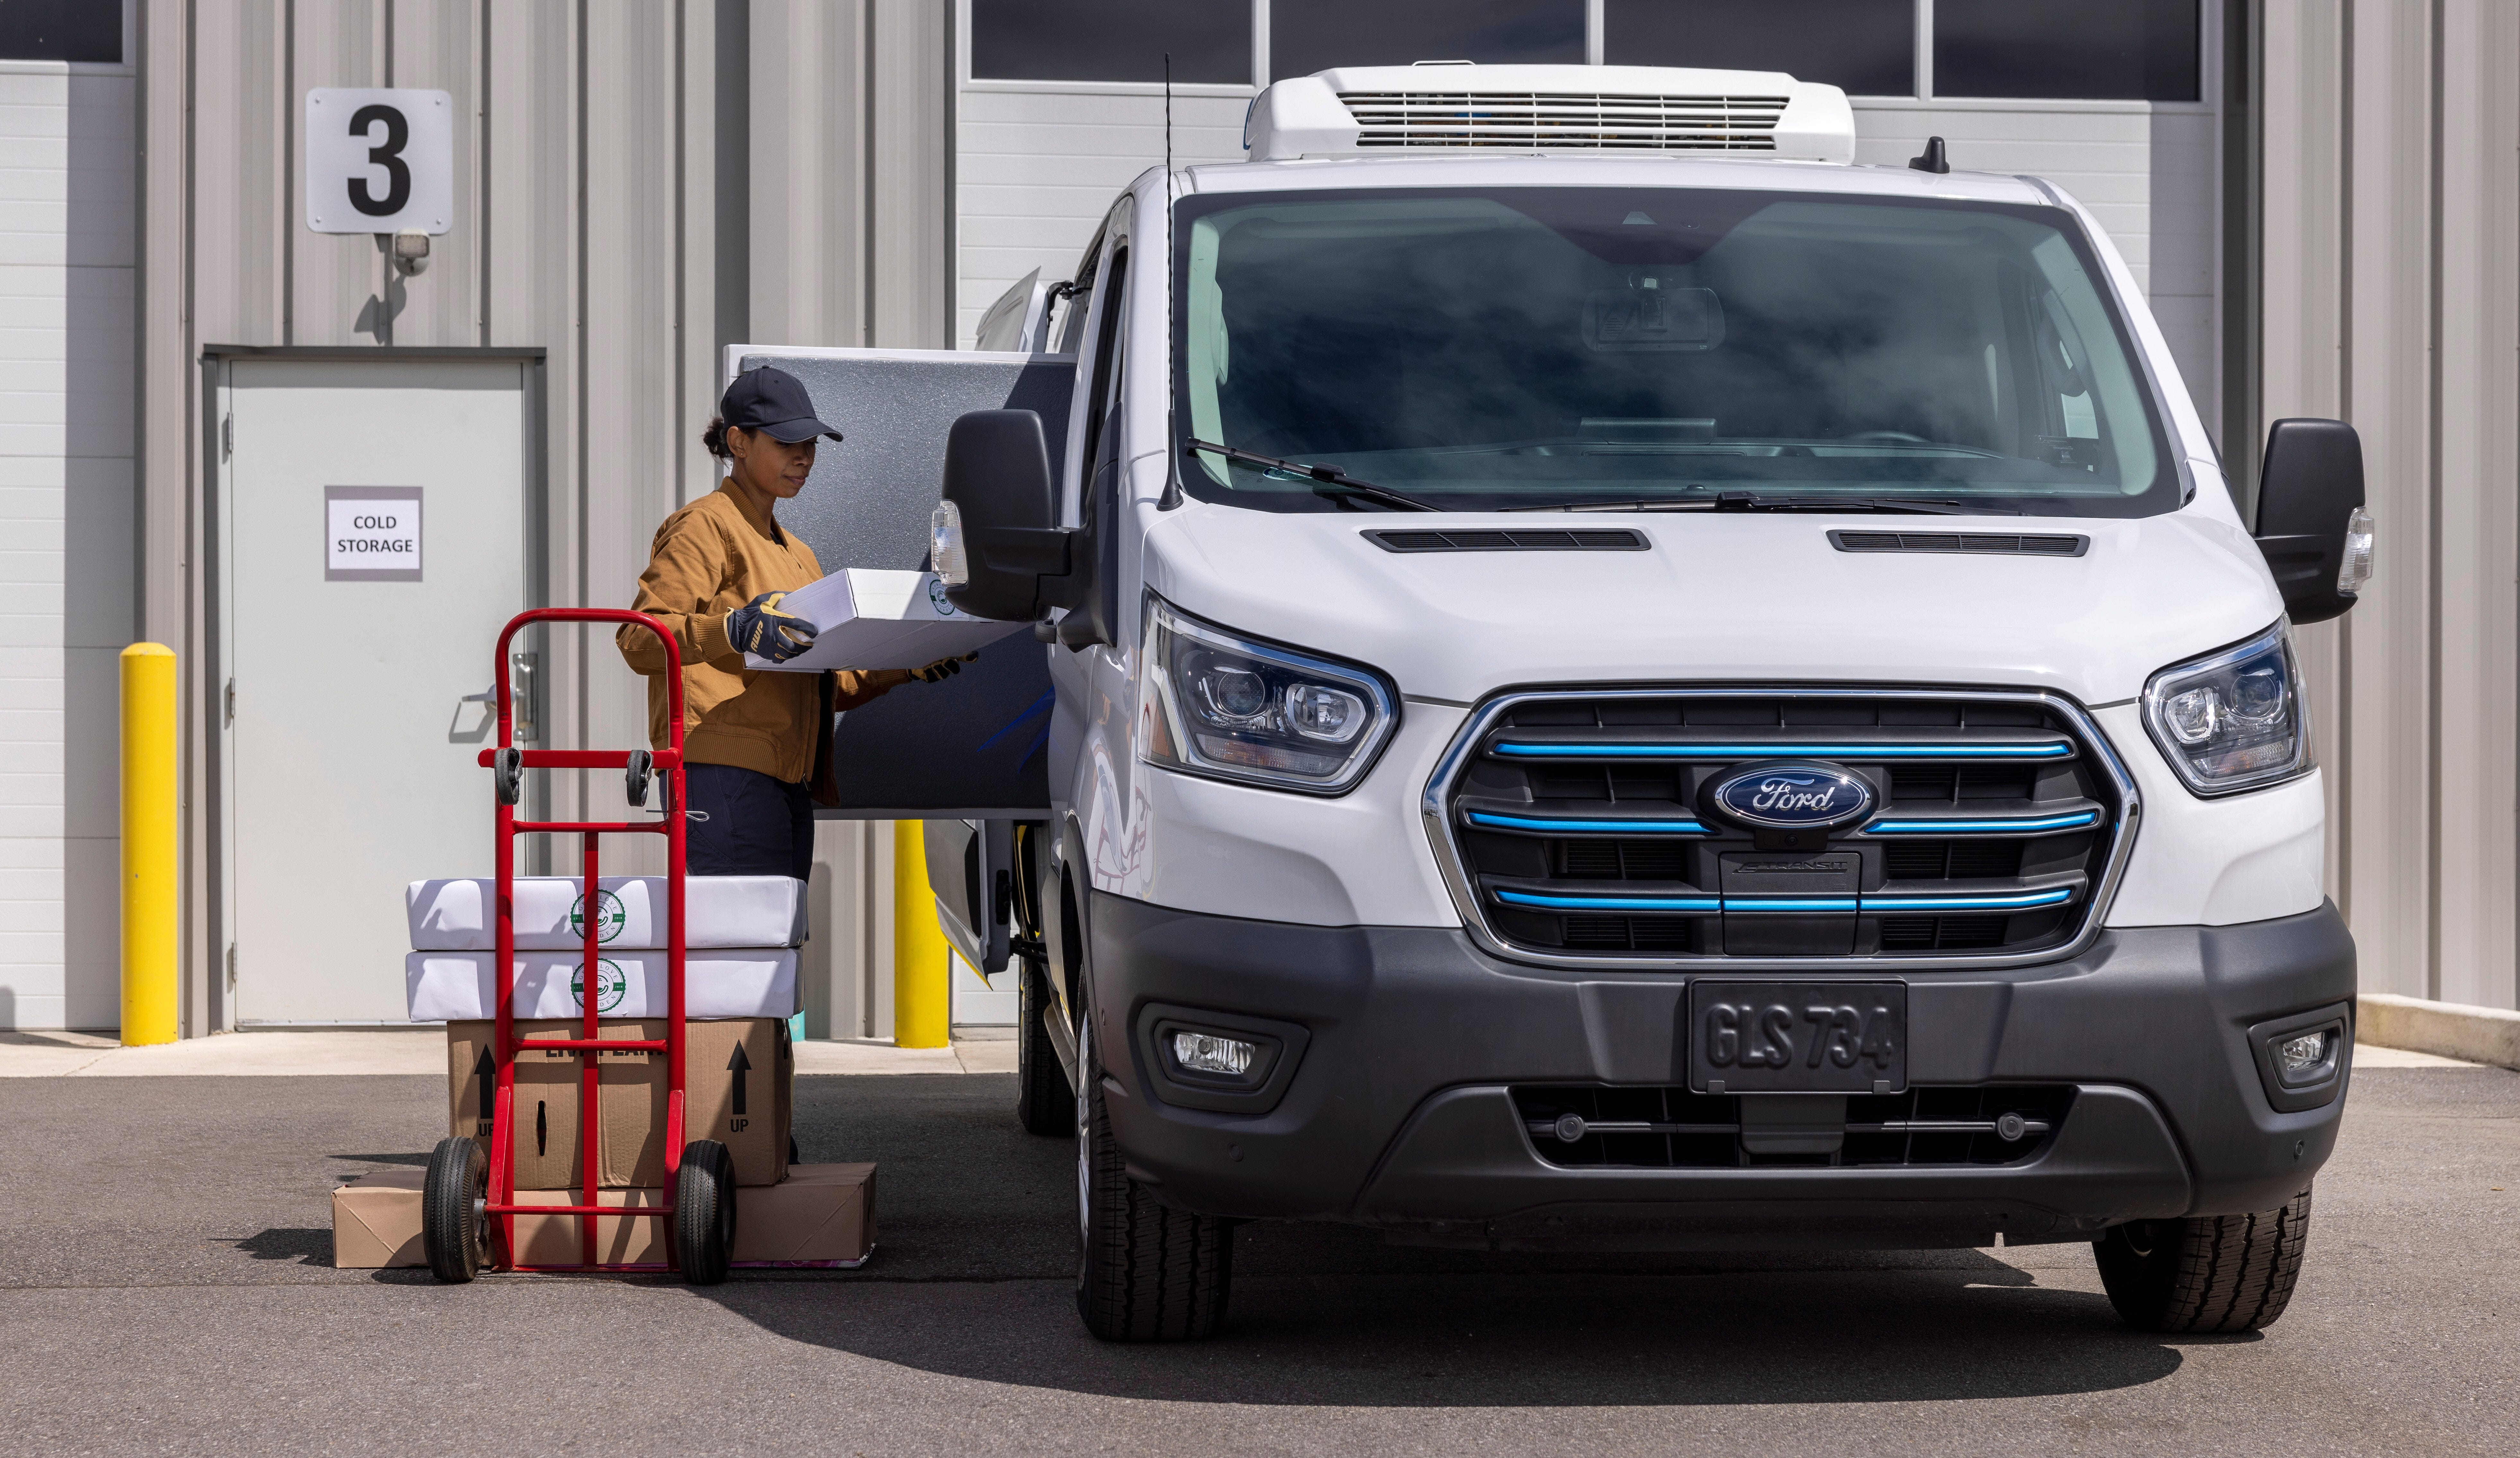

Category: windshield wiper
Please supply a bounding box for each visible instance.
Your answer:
[1506,492,2015,516]
[1183,439,1440,513]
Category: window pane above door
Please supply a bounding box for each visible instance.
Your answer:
[971,0,1251,85]
[1934,0,2201,101]
[1271,0,1586,80]
[0,0,122,63]
[1605,0,1916,98]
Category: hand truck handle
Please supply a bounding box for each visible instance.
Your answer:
[491,609,686,755]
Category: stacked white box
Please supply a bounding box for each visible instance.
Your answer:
[403,876,804,1022]
[405,948,798,1021]
[405,876,806,950]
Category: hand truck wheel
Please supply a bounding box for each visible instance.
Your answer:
[421,1136,491,1282]
[674,1139,738,1285]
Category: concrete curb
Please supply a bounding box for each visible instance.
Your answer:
[2359,993,2520,1072]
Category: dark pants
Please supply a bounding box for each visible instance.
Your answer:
[684,763,814,880]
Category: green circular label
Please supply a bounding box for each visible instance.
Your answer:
[569,958,630,1013]
[568,890,627,944]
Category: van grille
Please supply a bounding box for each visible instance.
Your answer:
[1337,91,1789,152]
[1513,1085,2075,1169]
[1436,690,2128,964]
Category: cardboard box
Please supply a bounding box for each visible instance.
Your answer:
[332,1168,427,1269]
[448,1017,791,1188]
[328,1164,874,1270]
[505,1188,672,1267]
[733,1163,876,1267]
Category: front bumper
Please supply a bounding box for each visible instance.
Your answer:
[1086,894,2355,1250]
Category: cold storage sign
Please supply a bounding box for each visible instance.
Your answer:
[326,487,423,582]
[305,89,453,234]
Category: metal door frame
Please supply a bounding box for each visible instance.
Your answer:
[199,345,549,1031]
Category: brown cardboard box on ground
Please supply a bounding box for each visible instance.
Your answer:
[329,1163,873,1271]
[733,1163,876,1267]
[332,1168,426,1268]
[448,1017,790,1187]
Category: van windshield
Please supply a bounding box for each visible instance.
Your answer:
[1172,187,2180,517]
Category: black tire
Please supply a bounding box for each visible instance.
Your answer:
[1017,956,1076,1137]
[2094,1186,2314,1332]
[1075,1009,1232,1340]
[421,1136,489,1283]
[674,1139,738,1285]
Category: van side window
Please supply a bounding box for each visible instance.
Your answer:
[1051,226,1107,354]
[1076,246,1129,502]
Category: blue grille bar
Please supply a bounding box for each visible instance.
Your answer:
[1466,810,1711,835]
[1490,741,2074,760]
[1862,810,2102,834]
[1493,886,2077,914]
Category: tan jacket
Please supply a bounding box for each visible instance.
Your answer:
[618,480,902,789]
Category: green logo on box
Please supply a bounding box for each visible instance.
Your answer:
[569,958,630,1013]
[568,890,627,943]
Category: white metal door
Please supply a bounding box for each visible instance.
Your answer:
[222,358,536,1023]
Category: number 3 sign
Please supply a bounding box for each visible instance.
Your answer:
[304,89,453,234]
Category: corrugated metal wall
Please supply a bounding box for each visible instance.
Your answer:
[135,0,951,1033]
[0,55,136,1031]
[2260,0,2520,1009]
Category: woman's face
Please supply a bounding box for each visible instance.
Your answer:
[728,427,816,500]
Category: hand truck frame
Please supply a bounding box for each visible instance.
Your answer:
[420,607,736,1282]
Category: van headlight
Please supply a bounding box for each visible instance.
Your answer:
[1138,598,1398,795]
[2141,623,2312,795]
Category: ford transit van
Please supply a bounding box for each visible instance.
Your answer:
[818,64,2369,1342]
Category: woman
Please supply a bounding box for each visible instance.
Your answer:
[618,365,962,878]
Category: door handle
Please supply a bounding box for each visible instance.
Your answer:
[460,685,497,704]
[509,652,539,743]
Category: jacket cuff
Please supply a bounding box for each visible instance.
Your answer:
[693,611,736,665]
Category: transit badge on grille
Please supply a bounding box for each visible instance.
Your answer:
[1704,761,1876,833]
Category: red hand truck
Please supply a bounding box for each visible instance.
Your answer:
[420,607,736,1283]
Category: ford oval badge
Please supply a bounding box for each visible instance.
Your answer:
[1705,761,1876,832]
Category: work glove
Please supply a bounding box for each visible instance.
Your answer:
[912,652,979,683]
[724,591,818,663]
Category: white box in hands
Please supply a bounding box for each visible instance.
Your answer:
[741,569,1024,673]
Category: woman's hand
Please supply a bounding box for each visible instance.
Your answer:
[912,653,980,684]
[724,591,818,662]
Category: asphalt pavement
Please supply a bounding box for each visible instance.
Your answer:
[0,1052,2512,1455]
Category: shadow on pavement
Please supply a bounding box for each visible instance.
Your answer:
[226,1227,334,1263]
[702,1259,2182,1408]
[680,1073,2188,1407]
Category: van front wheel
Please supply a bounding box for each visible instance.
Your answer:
[1074,1011,1232,1340]
[2093,1186,2313,1332]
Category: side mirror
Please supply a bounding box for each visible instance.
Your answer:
[2252,418,2373,625]
[935,409,1074,621]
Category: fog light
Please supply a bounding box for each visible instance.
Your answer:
[1173,1031,1254,1077]
[2276,1030,2330,1076]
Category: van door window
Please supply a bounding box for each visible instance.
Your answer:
[1051,225,1107,354]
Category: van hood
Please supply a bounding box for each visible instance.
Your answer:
[1141,505,2282,707]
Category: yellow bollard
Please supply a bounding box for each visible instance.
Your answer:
[120,643,179,1045]
[891,820,951,1049]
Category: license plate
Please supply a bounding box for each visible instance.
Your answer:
[1688,981,1908,1095]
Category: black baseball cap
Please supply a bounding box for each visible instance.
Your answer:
[720,366,842,443]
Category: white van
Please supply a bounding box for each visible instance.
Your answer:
[917,64,2370,1342]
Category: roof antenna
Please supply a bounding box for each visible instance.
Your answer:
[1159,52,1185,511]
[1908,135,1950,174]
